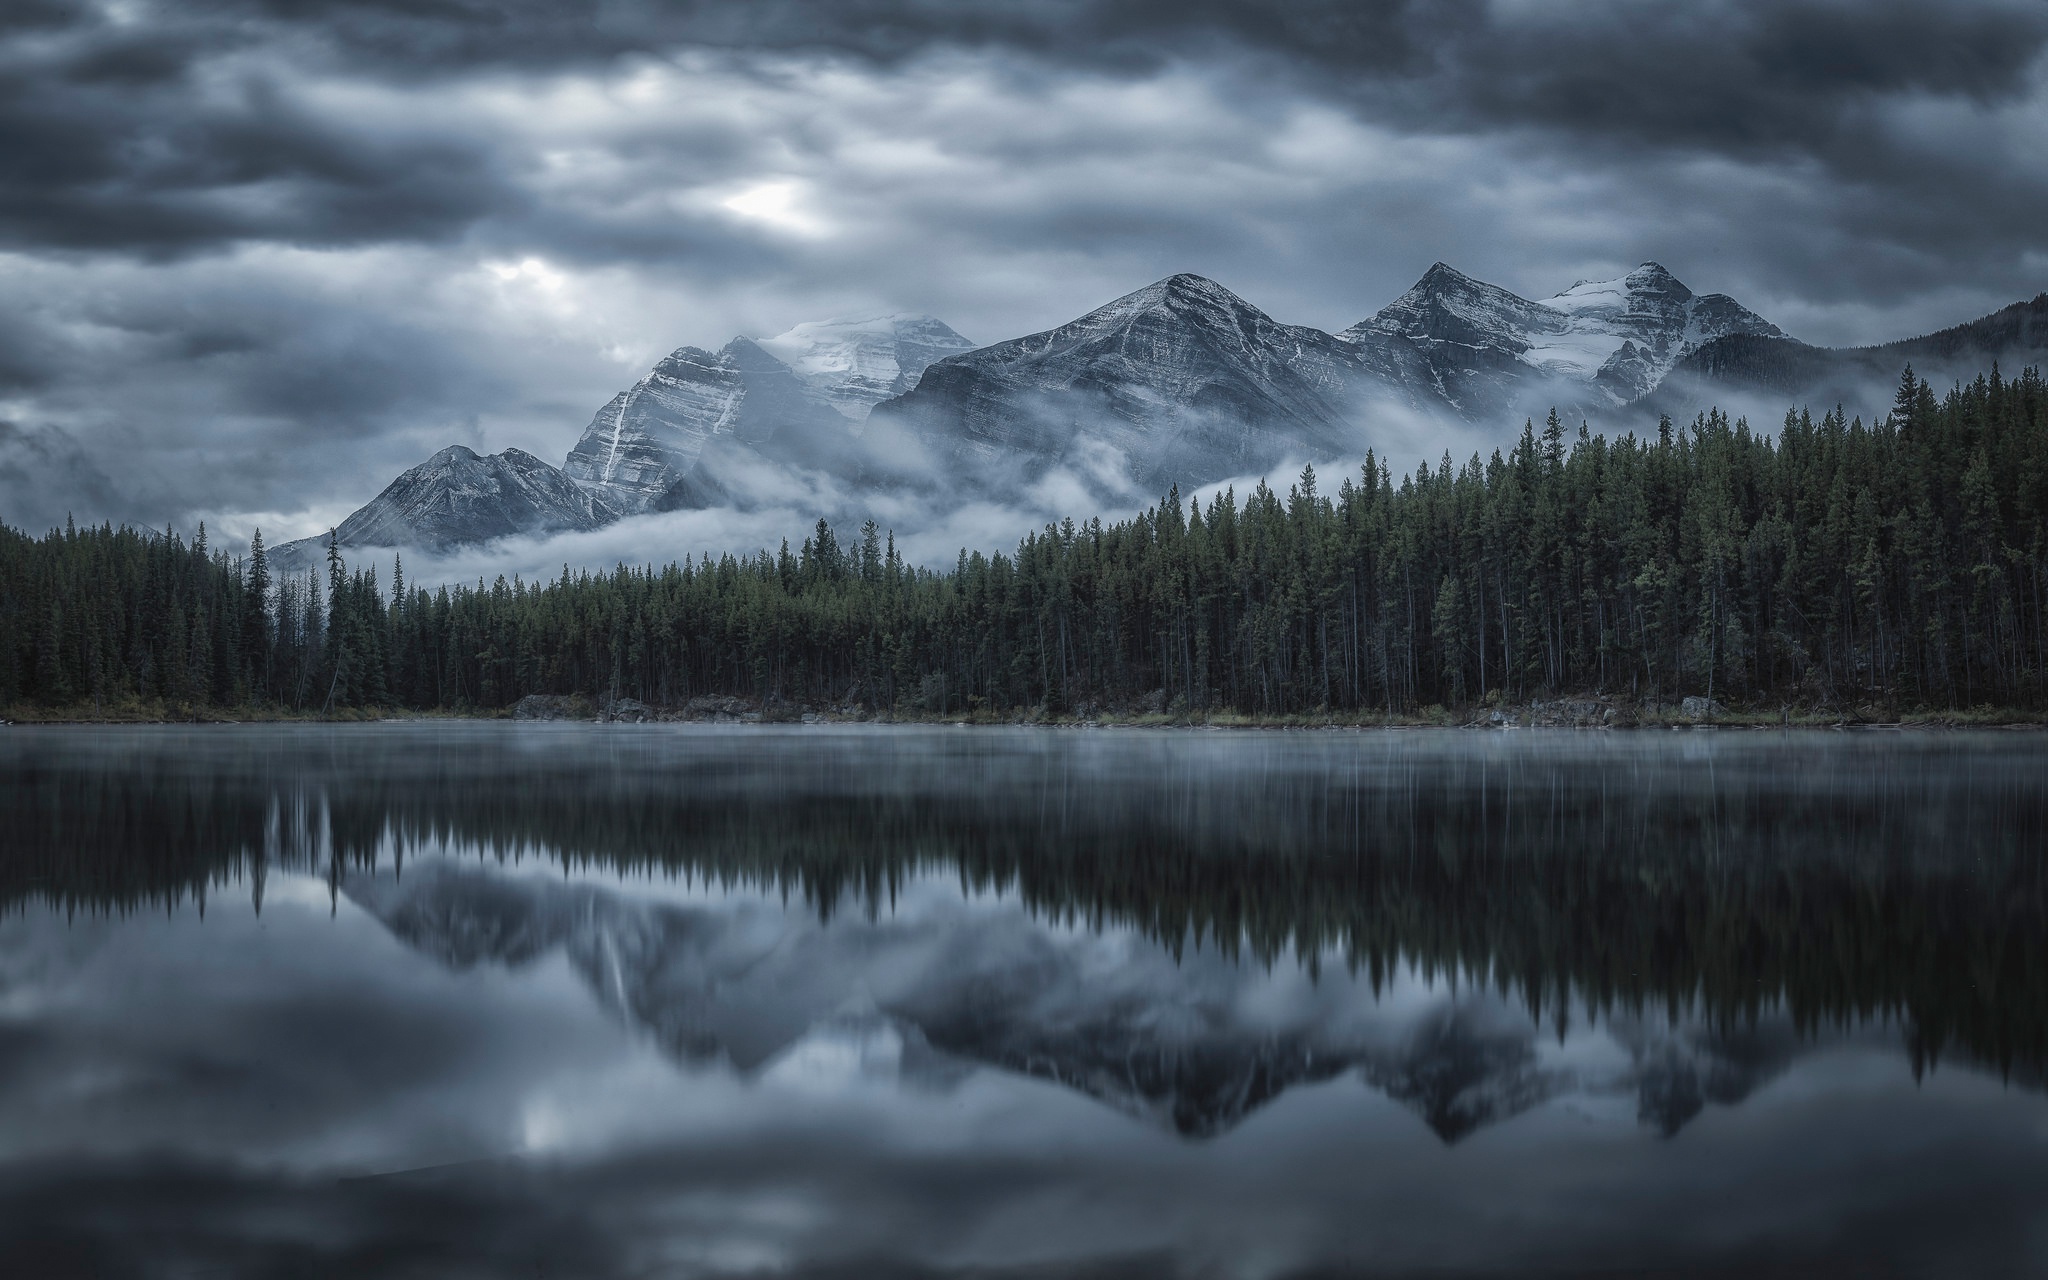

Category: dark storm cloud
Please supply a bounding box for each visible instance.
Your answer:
[0,29,519,256]
[9,1,2044,258]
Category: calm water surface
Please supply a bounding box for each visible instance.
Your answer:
[2,725,2045,1278]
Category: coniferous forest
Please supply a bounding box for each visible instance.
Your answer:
[5,365,2046,718]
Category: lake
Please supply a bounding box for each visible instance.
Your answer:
[1,724,2044,1278]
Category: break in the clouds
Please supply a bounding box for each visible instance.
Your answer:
[2,0,2046,546]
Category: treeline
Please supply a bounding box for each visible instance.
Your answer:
[3,364,2046,715]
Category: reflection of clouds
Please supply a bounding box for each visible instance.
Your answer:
[344,858,1836,1144]
[0,866,2041,1276]
[3,726,2047,1272]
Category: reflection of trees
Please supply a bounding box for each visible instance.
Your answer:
[5,743,2045,1077]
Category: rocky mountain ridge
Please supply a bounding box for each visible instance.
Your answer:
[272,445,618,568]
[272,314,973,570]
[280,265,2048,568]
[1343,261,1786,412]
[873,261,1792,495]
[876,273,1427,493]
[1644,291,2048,421]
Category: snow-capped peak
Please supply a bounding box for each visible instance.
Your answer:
[1065,273,1256,328]
[1546,262,1692,320]
[1347,263,1562,351]
[1348,260,1785,404]
[756,312,976,419]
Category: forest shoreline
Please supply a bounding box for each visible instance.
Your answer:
[10,369,2046,725]
[8,695,2045,730]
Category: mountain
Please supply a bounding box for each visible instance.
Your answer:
[755,313,976,421]
[1645,291,2048,420]
[270,446,618,571]
[561,336,849,514]
[299,314,971,559]
[872,273,1425,493]
[1339,261,1785,416]
[277,266,2046,565]
[874,264,1788,498]
[1337,263,1576,421]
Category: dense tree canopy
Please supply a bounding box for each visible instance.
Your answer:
[5,365,2046,715]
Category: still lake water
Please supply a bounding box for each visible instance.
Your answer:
[2,724,2046,1278]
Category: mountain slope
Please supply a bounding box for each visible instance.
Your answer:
[873,273,1420,492]
[561,336,848,514]
[1646,292,2048,418]
[275,270,2046,565]
[755,313,976,421]
[271,446,617,570]
[875,264,1787,499]
[1341,261,1784,415]
[291,311,977,561]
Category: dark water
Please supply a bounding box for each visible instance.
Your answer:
[2,725,2046,1279]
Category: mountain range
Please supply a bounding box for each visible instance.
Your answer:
[273,265,2048,569]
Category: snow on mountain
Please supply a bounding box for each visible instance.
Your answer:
[1349,262,1566,354]
[873,273,1426,493]
[1345,261,1784,409]
[1337,262,1563,420]
[277,267,1810,564]
[559,317,976,515]
[561,336,847,514]
[295,310,982,562]
[755,313,976,422]
[875,264,1785,502]
[1541,262,1785,398]
[270,445,618,570]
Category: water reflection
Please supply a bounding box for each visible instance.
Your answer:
[348,858,1813,1142]
[0,725,2045,1277]
[8,725,2044,1077]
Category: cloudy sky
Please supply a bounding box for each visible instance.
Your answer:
[3,0,2046,548]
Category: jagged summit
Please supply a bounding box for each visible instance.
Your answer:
[282,263,2048,566]
[1644,290,2048,420]
[1347,259,1784,406]
[302,307,978,562]
[1349,263,1563,355]
[1130,271,1243,303]
[874,273,1389,491]
[1011,273,1271,346]
[1558,260,1679,292]
[270,444,618,570]
[563,335,845,514]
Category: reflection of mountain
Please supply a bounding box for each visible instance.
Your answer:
[348,860,1811,1142]
[1359,1004,1559,1142]
[1616,1020,1800,1137]
[11,729,2047,1087]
